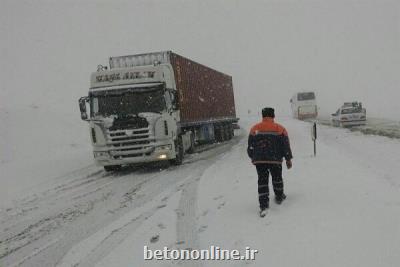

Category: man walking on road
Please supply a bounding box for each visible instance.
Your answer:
[247,107,293,217]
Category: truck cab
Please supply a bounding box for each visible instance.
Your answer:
[79,64,188,171]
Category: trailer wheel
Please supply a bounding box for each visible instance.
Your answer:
[214,125,221,142]
[171,137,184,165]
[222,125,229,141]
[227,124,233,140]
[187,132,195,153]
[219,126,225,141]
[104,165,121,172]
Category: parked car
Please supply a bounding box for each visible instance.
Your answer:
[331,102,366,127]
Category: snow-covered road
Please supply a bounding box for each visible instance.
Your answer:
[1,116,399,267]
[0,129,242,267]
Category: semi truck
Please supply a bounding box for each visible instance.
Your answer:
[79,51,238,171]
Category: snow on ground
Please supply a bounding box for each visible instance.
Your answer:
[196,116,400,267]
[1,114,399,267]
[70,116,400,267]
[58,184,181,267]
[0,106,92,208]
[318,116,400,139]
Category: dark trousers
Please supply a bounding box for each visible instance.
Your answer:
[256,164,284,209]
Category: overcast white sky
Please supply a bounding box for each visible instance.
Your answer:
[1,0,399,119]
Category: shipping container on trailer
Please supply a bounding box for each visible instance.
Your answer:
[109,51,237,125]
[169,53,236,124]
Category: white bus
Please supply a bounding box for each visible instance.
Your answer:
[290,92,318,120]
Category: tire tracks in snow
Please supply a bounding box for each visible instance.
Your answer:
[58,134,244,267]
[0,165,165,266]
[174,133,243,266]
[1,131,243,266]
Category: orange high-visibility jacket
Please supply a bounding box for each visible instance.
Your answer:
[247,117,293,164]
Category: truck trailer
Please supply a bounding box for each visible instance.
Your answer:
[79,51,238,171]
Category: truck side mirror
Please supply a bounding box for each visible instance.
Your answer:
[171,91,179,110]
[79,97,89,120]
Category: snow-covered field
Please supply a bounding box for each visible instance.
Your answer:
[318,116,400,139]
[1,112,399,267]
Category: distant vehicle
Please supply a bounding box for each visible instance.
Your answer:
[331,102,366,127]
[290,92,318,120]
[79,51,238,171]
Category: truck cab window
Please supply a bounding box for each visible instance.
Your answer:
[92,86,166,117]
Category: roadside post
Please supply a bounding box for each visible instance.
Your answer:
[311,122,317,156]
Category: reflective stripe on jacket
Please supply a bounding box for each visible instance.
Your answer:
[247,117,293,164]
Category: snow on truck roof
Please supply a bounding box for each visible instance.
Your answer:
[109,51,172,69]
[108,51,232,78]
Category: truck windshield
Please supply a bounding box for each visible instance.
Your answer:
[297,92,315,101]
[90,86,165,117]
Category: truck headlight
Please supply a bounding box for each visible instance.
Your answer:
[94,151,109,158]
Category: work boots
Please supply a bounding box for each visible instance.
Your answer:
[275,193,287,204]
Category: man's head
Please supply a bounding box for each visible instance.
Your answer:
[262,107,275,118]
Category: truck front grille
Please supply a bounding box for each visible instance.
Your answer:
[106,127,153,159]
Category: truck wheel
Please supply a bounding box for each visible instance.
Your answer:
[214,125,221,142]
[217,125,224,142]
[171,138,184,165]
[104,165,121,172]
[227,125,233,140]
[222,125,229,141]
[187,132,195,154]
